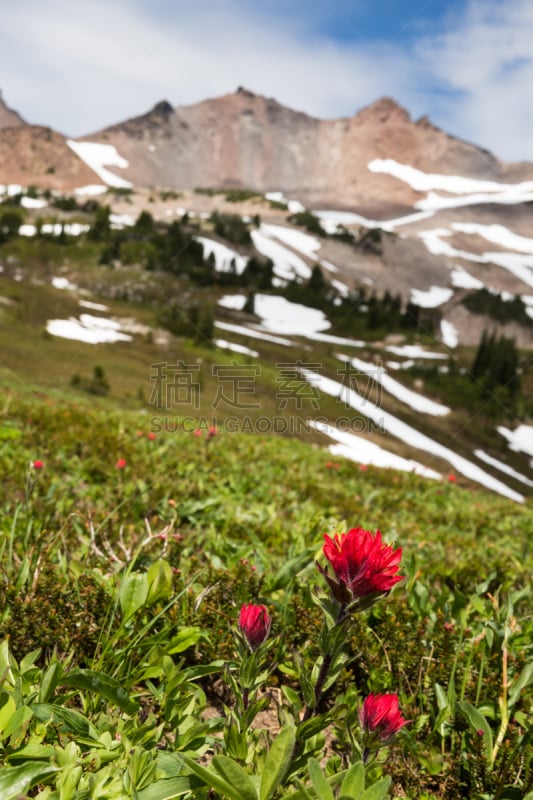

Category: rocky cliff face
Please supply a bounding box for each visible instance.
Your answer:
[2,87,533,207]
[81,88,530,213]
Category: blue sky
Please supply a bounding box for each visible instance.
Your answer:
[1,0,532,161]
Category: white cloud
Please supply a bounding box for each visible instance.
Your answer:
[1,0,532,161]
[415,0,533,159]
[0,0,415,136]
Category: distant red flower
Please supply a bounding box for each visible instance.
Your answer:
[359,464,368,471]
[208,425,217,437]
[326,461,340,470]
[193,428,202,437]
[448,474,457,482]
[239,603,271,650]
[360,693,408,741]
[32,459,44,470]
[116,458,127,469]
[147,432,156,441]
[136,430,144,438]
[319,527,402,605]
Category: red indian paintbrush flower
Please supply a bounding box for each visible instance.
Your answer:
[319,527,402,605]
[32,460,44,470]
[360,693,408,741]
[239,603,271,650]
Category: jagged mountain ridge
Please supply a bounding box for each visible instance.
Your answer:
[87,88,527,214]
[2,86,533,211]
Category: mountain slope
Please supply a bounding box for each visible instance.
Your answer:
[0,125,100,191]
[83,89,533,213]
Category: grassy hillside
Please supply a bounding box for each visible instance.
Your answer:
[0,390,531,798]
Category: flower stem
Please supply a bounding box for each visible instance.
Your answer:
[302,603,347,721]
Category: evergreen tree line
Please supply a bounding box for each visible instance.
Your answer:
[462,288,532,328]
[471,330,521,398]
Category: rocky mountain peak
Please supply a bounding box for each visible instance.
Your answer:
[0,89,26,129]
[151,100,174,117]
[355,96,412,125]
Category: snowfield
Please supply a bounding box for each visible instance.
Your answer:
[440,320,459,348]
[260,224,321,260]
[497,425,533,462]
[20,196,47,209]
[450,266,485,290]
[195,237,248,274]
[410,286,453,308]
[310,420,441,479]
[385,345,447,359]
[419,228,533,288]
[214,321,292,347]
[46,314,132,344]
[52,277,77,291]
[451,223,533,255]
[215,339,259,358]
[337,355,450,416]
[251,228,312,281]
[369,159,533,195]
[302,368,524,502]
[474,450,533,488]
[67,140,132,188]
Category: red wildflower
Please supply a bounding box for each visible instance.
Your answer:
[448,474,457,483]
[208,425,217,437]
[360,693,408,741]
[239,603,271,650]
[147,432,156,441]
[116,458,127,469]
[319,527,402,605]
[193,428,202,437]
[32,460,44,470]
[359,464,368,471]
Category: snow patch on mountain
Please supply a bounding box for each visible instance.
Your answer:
[67,140,132,188]
[251,228,312,281]
[411,286,453,308]
[196,237,248,274]
[303,369,524,502]
[337,354,450,416]
[310,420,441,479]
[440,320,459,348]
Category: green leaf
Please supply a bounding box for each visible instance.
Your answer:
[147,559,173,603]
[6,743,56,762]
[180,754,251,800]
[2,705,32,739]
[509,663,533,708]
[212,756,258,800]
[360,776,391,800]
[0,693,17,739]
[458,701,493,760]
[60,669,139,714]
[137,776,198,800]
[308,757,334,800]
[434,683,448,712]
[39,660,63,703]
[0,763,58,799]
[119,571,148,620]
[166,627,203,655]
[340,762,365,798]
[260,726,296,800]
[32,703,99,740]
